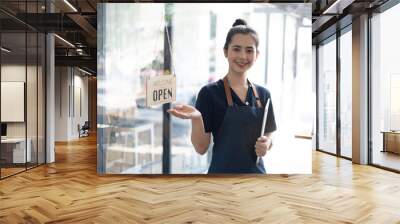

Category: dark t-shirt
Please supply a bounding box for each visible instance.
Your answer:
[195,79,277,142]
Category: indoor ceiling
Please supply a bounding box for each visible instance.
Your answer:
[0,0,392,75]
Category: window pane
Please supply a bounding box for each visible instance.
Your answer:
[27,31,38,169]
[98,4,165,174]
[98,3,312,174]
[170,4,312,174]
[1,31,27,177]
[318,37,337,154]
[340,29,352,158]
[38,32,45,165]
[371,4,400,171]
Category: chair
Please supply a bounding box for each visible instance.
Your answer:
[79,121,90,138]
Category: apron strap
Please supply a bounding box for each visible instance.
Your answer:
[223,76,233,106]
[247,80,262,108]
[223,76,262,108]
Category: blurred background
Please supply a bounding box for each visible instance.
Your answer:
[97,3,312,174]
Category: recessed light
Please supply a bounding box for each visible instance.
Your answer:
[54,34,75,48]
[78,67,92,76]
[1,47,11,53]
[63,0,78,12]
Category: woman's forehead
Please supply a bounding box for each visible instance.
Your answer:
[230,34,257,47]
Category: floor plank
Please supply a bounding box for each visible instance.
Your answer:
[0,134,400,223]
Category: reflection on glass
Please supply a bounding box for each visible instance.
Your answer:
[0,2,46,179]
[169,4,312,174]
[27,31,38,169]
[340,29,352,158]
[38,32,46,164]
[98,4,165,174]
[98,3,312,174]
[318,37,337,154]
[371,4,400,171]
[1,31,27,177]
[26,0,41,169]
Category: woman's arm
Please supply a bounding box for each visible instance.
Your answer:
[191,116,211,155]
[168,104,211,155]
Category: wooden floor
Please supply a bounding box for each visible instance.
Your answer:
[373,151,400,171]
[1,135,400,223]
[0,167,26,178]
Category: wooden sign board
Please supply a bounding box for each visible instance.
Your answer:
[146,75,176,107]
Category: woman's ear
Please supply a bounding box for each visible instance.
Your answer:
[255,51,260,60]
[223,48,228,58]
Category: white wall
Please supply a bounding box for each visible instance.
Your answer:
[1,65,31,137]
[1,63,46,163]
[55,67,89,141]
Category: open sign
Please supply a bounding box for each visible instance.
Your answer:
[146,75,176,107]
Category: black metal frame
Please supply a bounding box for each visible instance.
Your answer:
[316,24,356,162]
[162,25,172,174]
[44,0,47,165]
[315,44,319,151]
[336,26,341,157]
[367,10,373,166]
[315,21,353,162]
[0,19,2,179]
[25,8,28,170]
[0,0,47,180]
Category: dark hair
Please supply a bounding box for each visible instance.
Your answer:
[223,19,259,50]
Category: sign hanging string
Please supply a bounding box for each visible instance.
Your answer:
[164,24,175,77]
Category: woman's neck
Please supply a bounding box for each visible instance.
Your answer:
[227,72,247,87]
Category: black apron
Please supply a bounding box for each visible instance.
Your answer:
[208,76,266,174]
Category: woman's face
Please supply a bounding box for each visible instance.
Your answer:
[224,33,259,75]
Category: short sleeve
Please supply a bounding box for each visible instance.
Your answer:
[195,86,213,133]
[264,94,277,133]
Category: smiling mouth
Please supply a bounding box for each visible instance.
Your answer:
[235,61,248,67]
[236,63,247,68]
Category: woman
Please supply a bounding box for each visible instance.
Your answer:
[168,19,277,174]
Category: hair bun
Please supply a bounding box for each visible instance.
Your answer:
[232,19,247,27]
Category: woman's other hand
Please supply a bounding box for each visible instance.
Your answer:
[167,104,201,120]
[255,136,272,157]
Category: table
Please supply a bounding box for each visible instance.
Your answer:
[381,131,400,154]
[1,138,31,163]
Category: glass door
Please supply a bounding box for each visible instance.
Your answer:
[317,36,337,155]
[339,27,352,159]
[1,30,28,177]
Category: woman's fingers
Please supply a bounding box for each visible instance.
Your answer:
[255,144,266,151]
[171,104,193,113]
[168,104,202,120]
[168,104,201,120]
[257,136,268,142]
[255,141,268,157]
[174,104,184,110]
[255,141,267,148]
[255,147,267,157]
[167,109,190,119]
[178,105,195,113]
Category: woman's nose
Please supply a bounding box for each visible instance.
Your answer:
[238,50,246,59]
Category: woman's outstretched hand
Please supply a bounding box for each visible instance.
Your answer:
[167,104,202,120]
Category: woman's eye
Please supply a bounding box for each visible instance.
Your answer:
[233,48,240,52]
[247,50,254,53]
